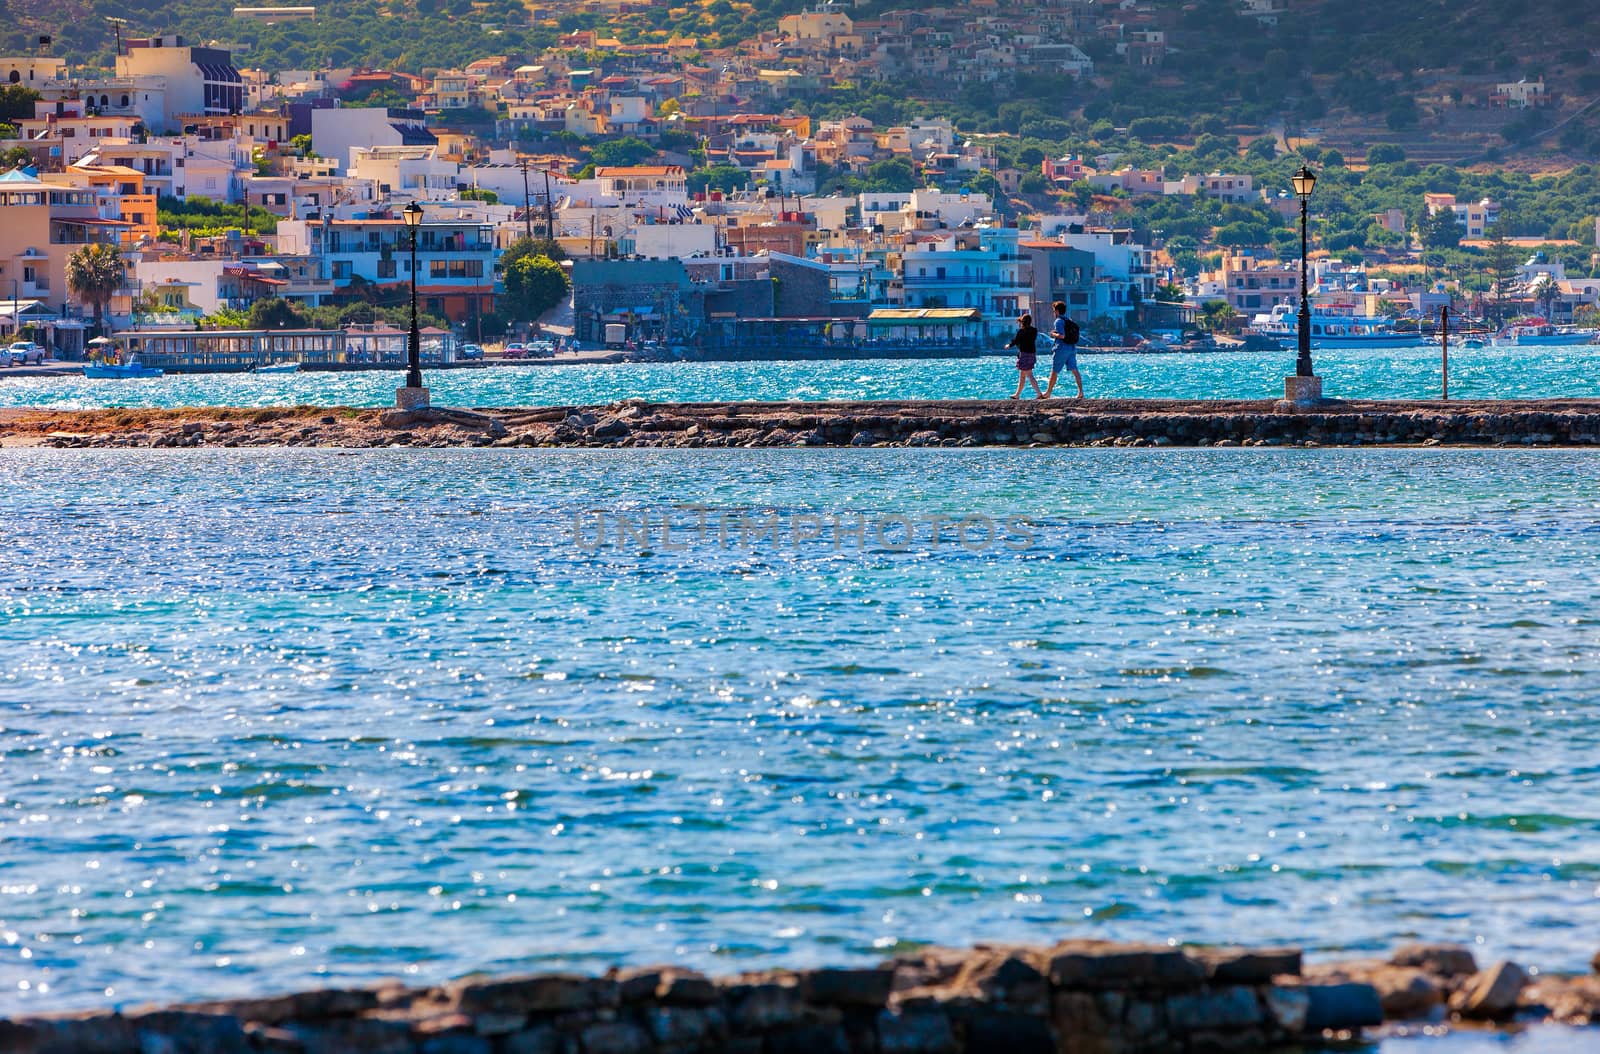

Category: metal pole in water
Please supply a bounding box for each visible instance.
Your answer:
[1440,305,1449,401]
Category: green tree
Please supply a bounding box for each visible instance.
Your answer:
[864,157,915,192]
[1483,230,1522,323]
[503,255,569,322]
[65,243,124,336]
[247,297,309,329]
[0,85,40,123]
[1201,300,1240,332]
[589,136,658,167]
[1366,144,1406,165]
[687,164,749,195]
[502,235,567,269]
[1419,207,1463,250]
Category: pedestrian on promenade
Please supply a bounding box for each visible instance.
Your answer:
[1042,300,1084,399]
[1006,313,1043,399]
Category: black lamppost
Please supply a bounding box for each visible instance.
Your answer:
[402,200,424,394]
[1291,165,1317,378]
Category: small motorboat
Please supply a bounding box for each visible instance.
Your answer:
[253,361,301,374]
[83,360,164,379]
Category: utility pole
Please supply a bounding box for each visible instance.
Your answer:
[519,159,533,242]
[543,168,553,243]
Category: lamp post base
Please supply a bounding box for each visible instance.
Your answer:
[1278,375,1323,407]
[395,385,430,410]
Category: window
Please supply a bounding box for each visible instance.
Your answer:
[377,259,396,279]
[332,261,352,279]
[430,260,448,278]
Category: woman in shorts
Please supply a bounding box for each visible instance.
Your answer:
[1005,314,1043,399]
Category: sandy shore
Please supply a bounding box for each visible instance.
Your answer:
[5,398,1600,450]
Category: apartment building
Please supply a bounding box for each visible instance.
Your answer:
[0,168,131,354]
[277,212,495,322]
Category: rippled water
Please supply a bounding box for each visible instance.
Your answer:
[2,448,1600,1017]
[2,344,1598,409]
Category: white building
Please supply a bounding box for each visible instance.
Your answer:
[310,107,437,173]
[570,165,689,211]
[75,135,253,201]
[624,222,717,260]
[899,226,1028,338]
[276,211,496,323]
[349,145,458,202]
[0,56,67,87]
[116,36,244,130]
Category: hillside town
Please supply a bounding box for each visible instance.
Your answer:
[0,14,1595,363]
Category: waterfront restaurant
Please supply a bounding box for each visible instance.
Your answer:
[115,328,348,372]
[864,306,985,347]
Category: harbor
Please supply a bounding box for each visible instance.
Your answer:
[3,444,1600,1051]
[6,341,1600,410]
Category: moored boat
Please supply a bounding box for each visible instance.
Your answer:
[1249,303,1427,348]
[1490,323,1598,346]
[83,360,164,379]
[252,361,301,374]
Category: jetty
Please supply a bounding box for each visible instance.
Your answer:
[4,936,1599,1052]
[7,399,1600,449]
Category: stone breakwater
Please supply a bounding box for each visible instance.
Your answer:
[6,939,1600,1053]
[8,399,1600,449]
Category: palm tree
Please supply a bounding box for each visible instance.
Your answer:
[1529,273,1560,322]
[66,243,124,337]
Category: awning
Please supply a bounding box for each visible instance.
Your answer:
[866,307,982,326]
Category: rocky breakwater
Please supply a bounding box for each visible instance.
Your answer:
[509,398,1600,449]
[6,938,1600,1053]
[9,399,1600,449]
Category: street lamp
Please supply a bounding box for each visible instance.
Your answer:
[1291,164,1317,379]
[1277,164,1323,405]
[399,200,427,408]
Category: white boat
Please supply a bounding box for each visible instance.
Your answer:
[253,361,301,374]
[1490,323,1598,347]
[1250,304,1427,348]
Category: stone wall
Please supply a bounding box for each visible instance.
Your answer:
[501,399,1600,451]
[6,937,1597,1053]
[12,399,1600,450]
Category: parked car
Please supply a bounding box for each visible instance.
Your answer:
[458,343,484,361]
[7,341,44,365]
[0,348,12,367]
[502,342,527,359]
[527,340,556,358]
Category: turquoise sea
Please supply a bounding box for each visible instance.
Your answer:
[2,447,1599,1021]
[1,344,1598,408]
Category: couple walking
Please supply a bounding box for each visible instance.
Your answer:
[1006,301,1083,400]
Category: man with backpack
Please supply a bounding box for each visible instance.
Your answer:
[1042,300,1084,399]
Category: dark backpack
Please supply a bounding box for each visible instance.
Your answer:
[1061,316,1080,344]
